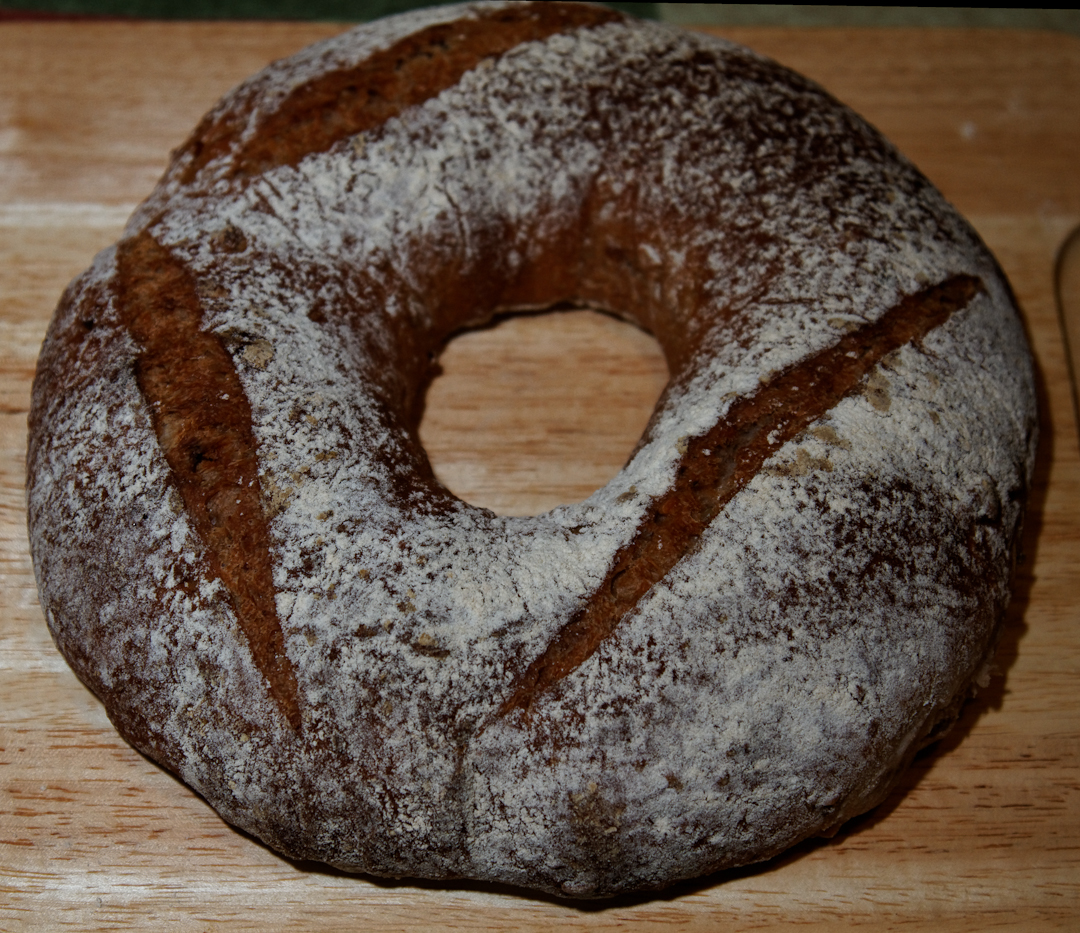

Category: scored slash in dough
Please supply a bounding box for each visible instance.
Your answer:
[27,1,1036,898]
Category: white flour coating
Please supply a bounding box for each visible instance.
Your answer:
[28,3,1037,897]
[127,0,519,231]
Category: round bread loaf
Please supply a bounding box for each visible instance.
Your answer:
[27,1,1037,898]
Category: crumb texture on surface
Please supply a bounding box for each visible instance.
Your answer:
[26,1,1037,898]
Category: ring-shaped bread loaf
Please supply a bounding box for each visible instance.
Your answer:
[28,1,1037,898]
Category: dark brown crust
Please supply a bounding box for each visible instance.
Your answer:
[500,274,984,715]
[24,5,1037,899]
[177,1,623,184]
[115,231,302,731]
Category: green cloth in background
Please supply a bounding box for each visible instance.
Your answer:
[0,0,658,20]
[1,1,1079,36]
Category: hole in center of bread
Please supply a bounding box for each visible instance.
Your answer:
[419,308,669,517]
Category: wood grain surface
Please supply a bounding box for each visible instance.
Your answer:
[1,20,1079,931]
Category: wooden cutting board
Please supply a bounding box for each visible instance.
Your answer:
[1,21,1078,931]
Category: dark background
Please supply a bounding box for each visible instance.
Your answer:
[0,1,1078,36]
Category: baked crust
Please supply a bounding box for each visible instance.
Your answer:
[27,2,1036,897]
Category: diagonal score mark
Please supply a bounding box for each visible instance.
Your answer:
[177,1,624,185]
[499,274,984,717]
[116,232,302,732]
